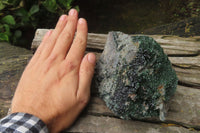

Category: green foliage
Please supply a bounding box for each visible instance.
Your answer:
[42,0,79,14]
[29,5,39,16]
[58,0,74,10]
[0,33,9,41]
[43,0,58,13]
[1,15,16,25]
[0,0,78,47]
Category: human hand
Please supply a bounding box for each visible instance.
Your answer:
[11,9,96,132]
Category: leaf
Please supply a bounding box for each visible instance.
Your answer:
[14,30,22,39]
[0,13,3,16]
[42,0,58,13]
[15,8,28,17]
[67,0,73,5]
[0,24,11,37]
[58,0,73,9]
[0,33,9,42]
[29,5,39,16]
[1,15,16,25]
[3,24,10,34]
[0,2,6,10]
[74,5,79,12]
[8,0,21,6]
[15,8,29,25]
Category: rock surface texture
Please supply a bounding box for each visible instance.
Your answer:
[94,32,178,121]
[0,42,32,117]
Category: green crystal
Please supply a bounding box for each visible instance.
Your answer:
[94,31,178,121]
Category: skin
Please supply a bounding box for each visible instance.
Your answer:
[11,9,96,133]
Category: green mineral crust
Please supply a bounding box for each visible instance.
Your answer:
[94,32,178,121]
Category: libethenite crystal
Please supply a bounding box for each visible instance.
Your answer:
[94,32,178,121]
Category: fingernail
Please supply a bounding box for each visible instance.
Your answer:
[69,9,76,16]
[78,18,85,24]
[88,53,96,64]
[60,15,66,21]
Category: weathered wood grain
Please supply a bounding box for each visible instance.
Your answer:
[91,52,200,87]
[1,43,200,131]
[32,29,200,87]
[0,42,32,117]
[32,29,200,56]
[86,85,200,130]
[169,56,200,69]
[66,115,199,133]
[1,30,200,132]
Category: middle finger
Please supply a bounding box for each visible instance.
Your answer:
[51,9,78,60]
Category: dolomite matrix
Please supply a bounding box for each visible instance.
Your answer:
[94,32,178,121]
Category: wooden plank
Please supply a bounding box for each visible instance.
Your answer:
[1,42,200,132]
[92,52,200,87]
[164,56,200,87]
[32,29,200,56]
[86,86,200,130]
[32,29,200,87]
[66,115,199,133]
[91,53,200,70]
[169,56,200,69]
[173,67,200,88]
[30,30,200,129]
[148,35,200,46]
[0,42,32,118]
[1,84,200,131]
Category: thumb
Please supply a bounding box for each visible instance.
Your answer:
[77,53,96,105]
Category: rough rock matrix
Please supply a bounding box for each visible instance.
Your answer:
[94,32,178,121]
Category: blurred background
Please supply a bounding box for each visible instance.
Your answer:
[0,0,200,49]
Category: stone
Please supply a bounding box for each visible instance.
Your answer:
[0,42,32,117]
[94,32,178,121]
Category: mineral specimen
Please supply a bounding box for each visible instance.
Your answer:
[94,32,178,121]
